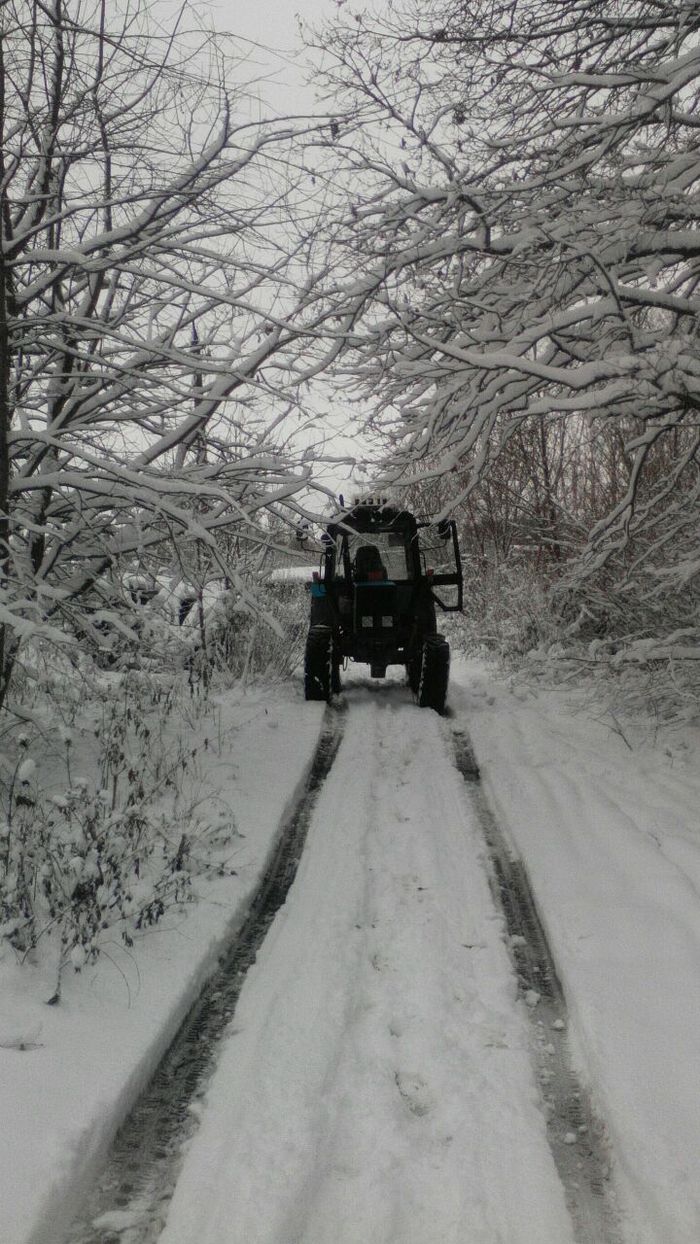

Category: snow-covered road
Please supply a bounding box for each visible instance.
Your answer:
[159,687,576,1244]
[5,661,700,1244]
[454,663,700,1244]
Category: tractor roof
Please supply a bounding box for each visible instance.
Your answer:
[326,503,418,537]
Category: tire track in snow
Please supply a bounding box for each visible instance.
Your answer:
[450,728,623,1244]
[155,688,579,1244]
[63,708,346,1244]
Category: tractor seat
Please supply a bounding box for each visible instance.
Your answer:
[353,545,387,582]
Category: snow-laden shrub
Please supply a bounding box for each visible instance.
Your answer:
[523,548,700,720]
[450,554,700,722]
[236,577,310,682]
[181,573,310,686]
[0,671,236,996]
[454,559,558,659]
[64,570,310,689]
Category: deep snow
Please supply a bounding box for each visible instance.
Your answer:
[453,661,700,1244]
[0,687,325,1244]
[1,659,699,1244]
[159,687,574,1244]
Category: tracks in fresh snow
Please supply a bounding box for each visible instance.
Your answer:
[65,710,345,1244]
[451,728,623,1244]
[154,692,581,1244]
[64,693,622,1244]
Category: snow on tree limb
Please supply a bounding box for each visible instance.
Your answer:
[0,0,327,708]
[303,0,700,652]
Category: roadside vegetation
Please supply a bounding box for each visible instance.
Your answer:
[1,0,699,978]
[303,0,700,705]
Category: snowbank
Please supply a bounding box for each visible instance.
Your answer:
[454,657,700,1244]
[4,658,700,1244]
[0,684,325,1244]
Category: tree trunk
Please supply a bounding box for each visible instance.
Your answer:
[0,30,14,711]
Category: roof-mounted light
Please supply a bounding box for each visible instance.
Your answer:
[352,495,391,508]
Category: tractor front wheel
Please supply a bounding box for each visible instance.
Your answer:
[417,635,450,714]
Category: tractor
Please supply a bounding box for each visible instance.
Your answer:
[304,498,463,713]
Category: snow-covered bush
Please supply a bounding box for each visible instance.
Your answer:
[454,560,558,660]
[209,573,311,685]
[0,670,237,996]
[0,0,320,717]
[305,0,700,695]
[132,570,310,686]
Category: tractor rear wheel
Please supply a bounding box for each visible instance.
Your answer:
[417,634,450,714]
[304,626,334,702]
[406,654,421,694]
[332,654,342,694]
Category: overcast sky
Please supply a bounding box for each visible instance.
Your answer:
[198,0,384,505]
[216,0,381,502]
[210,0,343,119]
